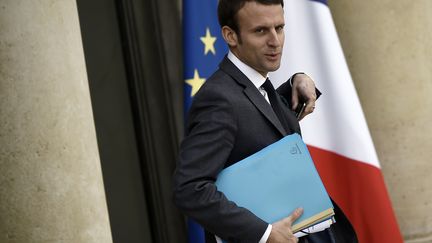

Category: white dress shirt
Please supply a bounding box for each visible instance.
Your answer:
[228,51,271,105]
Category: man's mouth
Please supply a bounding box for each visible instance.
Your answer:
[265,53,280,60]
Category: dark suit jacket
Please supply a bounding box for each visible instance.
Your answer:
[173,57,357,243]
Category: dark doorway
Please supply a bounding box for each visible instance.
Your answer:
[76,0,186,242]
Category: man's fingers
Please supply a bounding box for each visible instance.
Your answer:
[298,100,316,121]
[291,88,299,110]
[290,73,319,120]
[305,100,316,114]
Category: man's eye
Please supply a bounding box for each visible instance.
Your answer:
[276,26,284,32]
[255,28,265,33]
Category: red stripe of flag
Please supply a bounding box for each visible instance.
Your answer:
[308,145,403,243]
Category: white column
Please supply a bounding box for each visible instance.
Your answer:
[0,0,113,242]
[329,1,432,242]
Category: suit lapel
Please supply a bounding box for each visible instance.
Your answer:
[219,57,287,136]
[243,87,287,136]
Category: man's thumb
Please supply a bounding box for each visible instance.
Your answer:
[291,89,299,110]
[286,207,303,225]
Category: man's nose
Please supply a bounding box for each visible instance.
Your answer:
[267,29,281,47]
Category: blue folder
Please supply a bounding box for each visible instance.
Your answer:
[215,133,334,232]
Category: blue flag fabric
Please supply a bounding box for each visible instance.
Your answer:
[183,0,228,116]
[183,0,228,242]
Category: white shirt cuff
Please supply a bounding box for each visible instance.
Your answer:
[259,224,272,243]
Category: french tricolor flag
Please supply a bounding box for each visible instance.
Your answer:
[271,0,404,242]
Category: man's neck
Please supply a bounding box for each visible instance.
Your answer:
[228,50,268,78]
[227,51,268,90]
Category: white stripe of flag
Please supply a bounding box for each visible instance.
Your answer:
[270,1,403,242]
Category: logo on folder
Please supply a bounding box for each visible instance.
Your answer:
[290,143,302,155]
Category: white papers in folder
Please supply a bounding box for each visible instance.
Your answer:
[215,217,335,242]
[294,217,336,238]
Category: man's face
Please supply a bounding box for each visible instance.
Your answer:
[231,2,285,76]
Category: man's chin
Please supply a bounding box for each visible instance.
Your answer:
[266,63,281,72]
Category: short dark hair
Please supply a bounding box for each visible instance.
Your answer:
[218,0,284,34]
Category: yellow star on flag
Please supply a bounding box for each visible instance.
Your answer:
[200,27,217,55]
[186,69,206,97]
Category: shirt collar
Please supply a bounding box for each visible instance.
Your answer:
[227,51,268,89]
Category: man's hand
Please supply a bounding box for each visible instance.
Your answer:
[267,208,303,243]
[291,73,317,121]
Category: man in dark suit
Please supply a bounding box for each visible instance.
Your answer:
[173,0,357,242]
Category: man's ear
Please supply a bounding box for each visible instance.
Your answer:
[222,26,239,48]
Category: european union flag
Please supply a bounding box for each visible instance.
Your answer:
[183,0,228,116]
[183,0,228,242]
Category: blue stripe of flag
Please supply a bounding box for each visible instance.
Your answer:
[183,0,228,242]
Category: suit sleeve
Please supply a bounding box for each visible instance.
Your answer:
[173,87,268,242]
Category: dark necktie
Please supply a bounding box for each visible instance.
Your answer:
[262,78,291,133]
